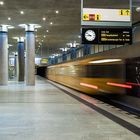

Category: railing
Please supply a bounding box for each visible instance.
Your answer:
[48,44,123,65]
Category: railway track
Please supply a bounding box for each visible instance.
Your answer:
[49,80,140,117]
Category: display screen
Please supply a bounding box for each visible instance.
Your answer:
[82,28,132,45]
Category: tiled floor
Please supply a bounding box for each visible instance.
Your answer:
[0,76,139,140]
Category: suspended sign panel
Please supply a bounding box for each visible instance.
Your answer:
[40,58,48,64]
[82,8,131,22]
[82,28,132,45]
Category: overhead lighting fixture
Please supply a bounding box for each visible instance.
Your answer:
[73,41,79,47]
[50,22,53,25]
[8,44,13,47]
[39,42,42,45]
[8,17,11,21]
[67,43,73,47]
[136,7,140,12]
[19,24,41,32]
[50,55,55,59]
[8,44,13,49]
[55,10,59,14]
[54,54,58,56]
[89,59,122,64]
[13,52,18,56]
[60,48,69,52]
[43,35,46,38]
[46,30,49,32]
[78,35,81,38]
[20,11,24,15]
[0,25,14,32]
[0,1,4,5]
[13,37,25,42]
[42,17,46,21]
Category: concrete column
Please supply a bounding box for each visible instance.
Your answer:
[62,52,67,61]
[19,24,41,85]
[70,47,76,59]
[54,56,58,64]
[17,37,25,82]
[25,27,35,85]
[83,45,91,56]
[15,54,18,79]
[0,26,8,85]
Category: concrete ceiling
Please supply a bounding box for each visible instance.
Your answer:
[0,0,139,57]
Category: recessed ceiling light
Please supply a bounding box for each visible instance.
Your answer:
[0,1,4,5]
[42,17,46,21]
[8,17,11,21]
[50,22,53,25]
[8,44,13,47]
[136,7,140,12]
[35,35,38,38]
[20,11,24,15]
[55,10,59,14]
[41,40,44,42]
[43,35,46,38]
[46,30,49,32]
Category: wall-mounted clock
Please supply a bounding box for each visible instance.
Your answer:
[85,30,96,41]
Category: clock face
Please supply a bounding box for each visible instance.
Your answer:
[85,30,96,41]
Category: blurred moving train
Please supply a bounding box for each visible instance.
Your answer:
[44,56,140,98]
[47,58,128,95]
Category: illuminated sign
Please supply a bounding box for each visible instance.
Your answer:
[82,8,131,22]
[83,14,101,21]
[119,9,130,16]
[40,58,48,64]
[82,28,132,45]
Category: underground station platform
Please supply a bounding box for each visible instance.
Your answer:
[0,0,139,139]
[0,76,139,140]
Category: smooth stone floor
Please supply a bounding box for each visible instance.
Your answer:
[0,77,139,140]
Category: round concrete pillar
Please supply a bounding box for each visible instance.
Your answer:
[0,26,8,85]
[18,37,25,82]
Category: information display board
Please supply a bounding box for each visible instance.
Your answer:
[82,28,132,45]
[82,8,131,22]
[81,0,132,26]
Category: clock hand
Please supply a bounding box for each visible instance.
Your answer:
[86,33,92,37]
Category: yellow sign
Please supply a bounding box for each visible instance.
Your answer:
[95,14,101,21]
[119,9,130,16]
[83,14,89,21]
[41,58,48,64]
